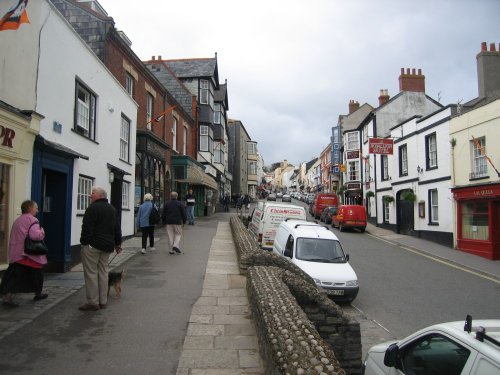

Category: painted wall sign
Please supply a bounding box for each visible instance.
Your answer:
[0,125,15,148]
[346,151,359,159]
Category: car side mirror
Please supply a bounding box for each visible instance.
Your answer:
[284,248,292,258]
[384,343,400,367]
[345,254,349,261]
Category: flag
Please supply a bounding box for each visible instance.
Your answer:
[0,0,30,31]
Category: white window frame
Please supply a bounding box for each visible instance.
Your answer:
[122,182,130,209]
[125,73,134,96]
[427,133,437,169]
[247,142,257,156]
[383,199,390,222]
[348,160,360,181]
[183,126,187,155]
[214,103,221,124]
[172,117,178,151]
[75,81,96,139]
[146,93,153,130]
[400,145,408,176]
[120,115,130,162]
[200,125,211,152]
[347,132,359,150]
[77,175,93,213]
[248,161,257,175]
[430,189,439,223]
[382,155,389,180]
[363,125,368,143]
[200,79,209,104]
[472,137,487,176]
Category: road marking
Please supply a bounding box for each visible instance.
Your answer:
[351,304,393,334]
[367,233,500,285]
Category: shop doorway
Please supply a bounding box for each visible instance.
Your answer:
[39,169,68,266]
[397,189,415,235]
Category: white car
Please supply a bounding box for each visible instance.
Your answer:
[272,219,359,302]
[362,315,500,375]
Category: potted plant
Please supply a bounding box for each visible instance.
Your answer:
[401,191,417,202]
[383,195,394,203]
[366,191,375,198]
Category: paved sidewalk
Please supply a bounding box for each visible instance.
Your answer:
[365,222,500,282]
[176,220,264,375]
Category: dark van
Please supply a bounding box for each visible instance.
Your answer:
[311,193,338,219]
[331,205,367,232]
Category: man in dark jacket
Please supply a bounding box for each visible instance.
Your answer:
[79,187,122,311]
[162,191,186,254]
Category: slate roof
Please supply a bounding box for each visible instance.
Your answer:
[163,58,217,79]
[146,62,194,119]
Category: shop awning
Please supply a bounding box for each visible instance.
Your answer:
[176,166,218,190]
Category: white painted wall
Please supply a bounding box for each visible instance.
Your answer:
[0,0,138,243]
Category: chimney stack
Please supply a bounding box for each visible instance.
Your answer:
[348,100,360,114]
[398,67,425,93]
[477,42,500,99]
[151,56,156,61]
[378,89,390,106]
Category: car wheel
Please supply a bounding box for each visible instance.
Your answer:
[360,227,365,233]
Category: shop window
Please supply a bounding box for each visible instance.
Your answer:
[461,201,489,240]
[77,175,94,213]
[0,163,10,265]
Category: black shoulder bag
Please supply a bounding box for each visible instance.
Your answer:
[24,222,48,255]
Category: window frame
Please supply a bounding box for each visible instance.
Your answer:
[383,198,390,222]
[74,80,97,140]
[214,103,221,124]
[381,155,389,181]
[146,93,153,130]
[172,117,178,151]
[471,137,488,178]
[182,126,187,155]
[120,114,130,163]
[429,188,439,224]
[348,160,360,181]
[199,125,213,152]
[346,132,359,150]
[122,181,130,209]
[125,72,134,97]
[77,175,94,213]
[399,144,408,177]
[426,132,438,170]
[200,79,209,105]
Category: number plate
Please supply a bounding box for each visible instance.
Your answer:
[326,289,344,296]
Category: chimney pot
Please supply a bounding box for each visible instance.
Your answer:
[152,56,155,61]
[481,42,487,52]
[412,68,416,75]
[490,43,496,52]
[348,100,360,114]
[406,68,410,74]
[418,69,422,75]
[158,55,162,60]
[378,89,390,106]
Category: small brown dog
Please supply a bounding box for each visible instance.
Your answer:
[108,269,125,299]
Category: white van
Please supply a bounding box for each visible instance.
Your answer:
[272,219,359,302]
[248,202,307,250]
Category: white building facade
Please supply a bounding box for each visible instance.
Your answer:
[0,0,137,271]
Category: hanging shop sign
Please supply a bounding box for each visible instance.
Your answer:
[369,138,393,155]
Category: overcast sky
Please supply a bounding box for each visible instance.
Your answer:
[98,0,499,167]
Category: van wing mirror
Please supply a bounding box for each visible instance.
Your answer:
[383,343,400,367]
[345,254,349,261]
[284,248,292,258]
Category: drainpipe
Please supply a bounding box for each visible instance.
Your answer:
[373,114,379,227]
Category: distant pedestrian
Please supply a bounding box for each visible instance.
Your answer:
[243,194,250,214]
[185,189,196,225]
[236,195,243,215]
[79,187,122,311]
[136,193,155,254]
[223,193,230,212]
[0,200,48,307]
[162,191,186,254]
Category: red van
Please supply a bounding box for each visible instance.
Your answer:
[331,205,367,232]
[311,193,338,219]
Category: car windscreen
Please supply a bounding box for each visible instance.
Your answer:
[295,238,345,263]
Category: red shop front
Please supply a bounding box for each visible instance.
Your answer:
[452,183,500,260]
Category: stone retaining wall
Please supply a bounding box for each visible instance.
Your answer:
[230,217,362,375]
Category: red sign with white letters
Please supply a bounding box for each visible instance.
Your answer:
[369,138,393,155]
